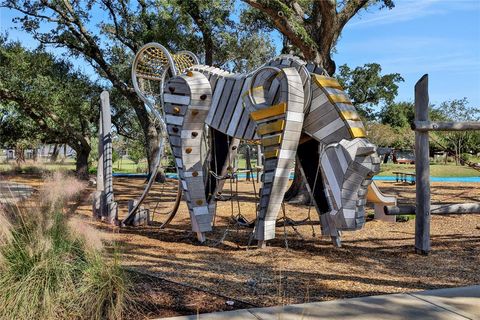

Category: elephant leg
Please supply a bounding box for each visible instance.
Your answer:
[249,68,305,246]
[296,139,341,246]
[164,71,213,242]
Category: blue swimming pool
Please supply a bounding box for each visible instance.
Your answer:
[113,172,480,183]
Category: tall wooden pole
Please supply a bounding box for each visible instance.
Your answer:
[100,91,117,224]
[245,145,252,181]
[97,107,104,193]
[414,74,431,255]
[257,144,262,183]
[93,104,105,219]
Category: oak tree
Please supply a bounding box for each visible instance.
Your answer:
[0,39,100,178]
[242,0,394,74]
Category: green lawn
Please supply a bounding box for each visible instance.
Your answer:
[0,159,76,173]
[238,157,478,177]
[377,163,478,177]
[2,157,478,177]
[111,158,147,173]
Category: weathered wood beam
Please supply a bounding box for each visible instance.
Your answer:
[414,74,431,255]
[413,121,480,132]
[384,203,480,215]
[100,91,117,224]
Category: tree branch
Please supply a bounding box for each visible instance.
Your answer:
[338,0,369,28]
[242,0,317,60]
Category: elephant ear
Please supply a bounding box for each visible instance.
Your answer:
[172,51,199,73]
[131,42,177,108]
[131,43,199,114]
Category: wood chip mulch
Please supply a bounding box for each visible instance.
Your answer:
[8,174,480,317]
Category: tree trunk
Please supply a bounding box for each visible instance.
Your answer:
[50,144,59,162]
[15,145,25,165]
[204,31,214,65]
[145,121,161,175]
[75,147,90,180]
[284,161,311,204]
[32,148,38,162]
[128,95,161,175]
[458,138,462,165]
[455,144,459,165]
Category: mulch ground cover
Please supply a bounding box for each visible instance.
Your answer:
[5,172,480,318]
[126,270,253,319]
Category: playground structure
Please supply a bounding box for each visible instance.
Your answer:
[91,44,479,254]
[119,42,396,248]
[384,75,480,254]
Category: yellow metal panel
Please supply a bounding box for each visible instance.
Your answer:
[262,134,282,147]
[339,110,360,121]
[257,119,285,135]
[329,94,352,104]
[349,126,367,138]
[250,102,287,121]
[313,75,343,90]
[264,149,279,159]
[242,85,263,97]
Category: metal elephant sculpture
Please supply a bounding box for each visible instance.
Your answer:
[128,43,380,247]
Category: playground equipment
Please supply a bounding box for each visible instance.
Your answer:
[122,43,195,227]
[92,91,117,224]
[127,42,388,247]
[384,75,480,254]
[367,182,397,223]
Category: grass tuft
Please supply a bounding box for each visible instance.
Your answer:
[0,171,130,320]
[79,252,130,320]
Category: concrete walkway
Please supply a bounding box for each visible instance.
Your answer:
[0,182,35,204]
[161,285,480,320]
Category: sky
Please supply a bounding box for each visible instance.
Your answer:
[1,0,479,109]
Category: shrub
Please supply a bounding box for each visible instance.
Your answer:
[460,153,471,163]
[79,252,129,320]
[397,214,415,222]
[89,166,98,175]
[0,172,130,320]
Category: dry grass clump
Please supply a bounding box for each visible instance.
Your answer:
[0,204,13,246]
[0,171,131,320]
[40,171,87,209]
[68,217,104,252]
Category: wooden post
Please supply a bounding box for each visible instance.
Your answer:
[97,107,104,192]
[385,203,480,215]
[256,144,262,183]
[414,74,431,255]
[413,121,480,131]
[100,91,117,224]
[245,145,252,181]
[93,104,104,219]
